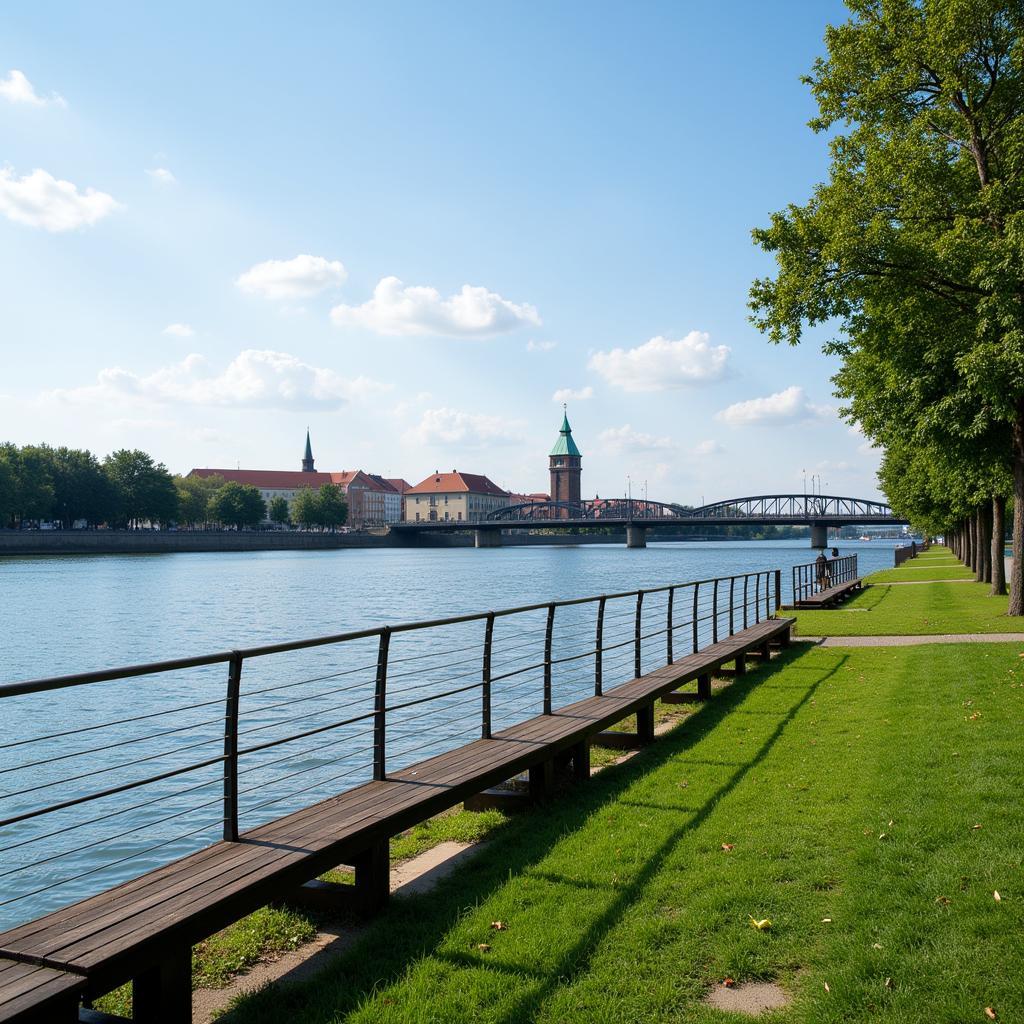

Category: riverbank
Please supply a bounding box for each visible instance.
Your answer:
[182,547,1020,1023]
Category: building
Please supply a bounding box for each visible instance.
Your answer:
[549,410,582,505]
[188,434,404,528]
[384,478,413,520]
[404,471,509,523]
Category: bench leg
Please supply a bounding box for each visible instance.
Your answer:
[734,653,747,676]
[780,625,791,647]
[636,705,655,744]
[529,759,554,800]
[353,839,390,916]
[571,740,590,782]
[133,947,192,1023]
[697,673,712,700]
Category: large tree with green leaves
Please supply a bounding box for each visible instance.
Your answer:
[175,473,225,527]
[103,449,178,528]
[750,0,1024,613]
[207,482,266,530]
[268,495,291,526]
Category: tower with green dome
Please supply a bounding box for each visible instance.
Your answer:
[549,407,582,506]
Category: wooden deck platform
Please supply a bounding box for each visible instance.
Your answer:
[0,615,793,1023]
[784,578,861,610]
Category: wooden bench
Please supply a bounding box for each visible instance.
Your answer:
[0,615,793,1023]
[784,578,861,610]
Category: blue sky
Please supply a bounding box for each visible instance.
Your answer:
[0,0,880,502]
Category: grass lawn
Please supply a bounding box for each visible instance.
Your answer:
[225,638,1024,1024]
[867,565,976,582]
[792,579,1021,636]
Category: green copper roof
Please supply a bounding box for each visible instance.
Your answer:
[550,413,581,457]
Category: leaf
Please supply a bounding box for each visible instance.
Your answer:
[721,843,735,852]
[490,921,507,930]
[824,981,831,993]
[748,915,772,931]
[994,891,1001,902]
[972,824,983,830]
[821,917,832,923]
[872,943,883,949]
[985,1008,997,1020]
[935,895,952,906]
[885,977,893,989]
[477,943,491,953]
[723,977,736,988]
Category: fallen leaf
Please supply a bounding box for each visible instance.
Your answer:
[723,977,735,988]
[872,943,883,949]
[985,1008,997,1020]
[994,891,1001,902]
[821,917,832,923]
[885,977,892,989]
[972,824,983,830]
[721,843,735,852]
[748,916,772,931]
[477,943,491,953]
[490,921,507,930]
[935,895,952,906]
[824,981,831,993]
[878,832,888,840]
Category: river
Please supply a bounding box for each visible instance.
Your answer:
[0,539,900,929]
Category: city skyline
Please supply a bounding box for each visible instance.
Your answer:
[0,0,878,505]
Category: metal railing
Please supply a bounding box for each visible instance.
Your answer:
[791,554,858,604]
[0,568,782,929]
[894,542,919,567]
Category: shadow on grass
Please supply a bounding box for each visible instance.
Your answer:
[227,644,848,1024]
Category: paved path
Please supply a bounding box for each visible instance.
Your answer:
[798,633,1024,647]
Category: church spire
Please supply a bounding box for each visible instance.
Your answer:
[302,429,315,472]
[550,406,582,457]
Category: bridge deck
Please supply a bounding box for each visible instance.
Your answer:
[0,616,793,1022]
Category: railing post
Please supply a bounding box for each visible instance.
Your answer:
[755,573,761,623]
[223,651,243,842]
[373,628,391,781]
[792,564,798,605]
[595,596,606,696]
[743,575,749,629]
[774,569,782,614]
[666,586,674,665]
[765,571,771,619]
[711,579,719,644]
[634,591,644,678]
[692,581,700,653]
[729,577,735,636]
[544,603,555,714]
[482,612,494,739]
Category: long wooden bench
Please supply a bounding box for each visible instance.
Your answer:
[0,615,793,1023]
[784,577,861,610]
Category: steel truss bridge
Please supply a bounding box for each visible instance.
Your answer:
[392,494,907,547]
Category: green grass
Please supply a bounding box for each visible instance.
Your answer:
[792,579,1022,636]
[867,565,976,582]
[222,638,1024,1024]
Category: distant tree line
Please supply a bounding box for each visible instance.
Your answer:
[0,444,347,531]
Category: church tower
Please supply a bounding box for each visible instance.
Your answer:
[549,408,582,506]
[302,430,315,473]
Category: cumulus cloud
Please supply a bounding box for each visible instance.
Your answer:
[552,386,593,402]
[147,167,177,186]
[162,323,194,338]
[49,350,387,411]
[599,424,673,454]
[588,332,730,392]
[0,69,65,107]
[407,407,524,448]
[848,422,879,455]
[716,386,833,427]
[236,255,348,301]
[527,339,557,352]
[0,167,119,231]
[330,276,541,337]
[691,439,723,456]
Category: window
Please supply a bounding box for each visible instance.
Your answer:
[457,511,462,521]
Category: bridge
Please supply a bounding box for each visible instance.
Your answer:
[391,494,909,548]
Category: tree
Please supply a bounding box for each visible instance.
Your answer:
[316,484,348,531]
[290,487,319,529]
[207,482,266,530]
[5,444,55,526]
[268,495,291,526]
[48,447,116,527]
[175,474,225,527]
[103,449,178,528]
[0,448,16,527]
[749,0,1024,613]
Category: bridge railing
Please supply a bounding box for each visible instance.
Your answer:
[791,554,858,603]
[0,567,783,931]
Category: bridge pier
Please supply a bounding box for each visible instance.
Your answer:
[810,524,828,549]
[626,525,647,549]
[474,528,502,548]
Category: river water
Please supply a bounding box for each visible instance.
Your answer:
[0,539,899,929]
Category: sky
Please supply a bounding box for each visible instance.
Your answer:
[0,0,881,504]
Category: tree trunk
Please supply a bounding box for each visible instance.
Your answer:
[992,495,1007,597]
[967,513,976,571]
[1010,405,1024,616]
[977,505,991,584]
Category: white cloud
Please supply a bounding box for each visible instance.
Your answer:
[49,350,387,411]
[407,407,524,448]
[0,69,65,107]
[552,386,593,402]
[0,167,119,232]
[236,255,348,301]
[147,167,177,186]
[588,332,730,392]
[691,439,723,456]
[527,339,557,352]
[716,386,834,427]
[162,323,194,338]
[598,424,674,454]
[848,422,878,455]
[330,276,541,337]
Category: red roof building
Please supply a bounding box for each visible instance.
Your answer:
[404,471,509,523]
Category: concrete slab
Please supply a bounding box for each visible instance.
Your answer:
[704,980,791,1015]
